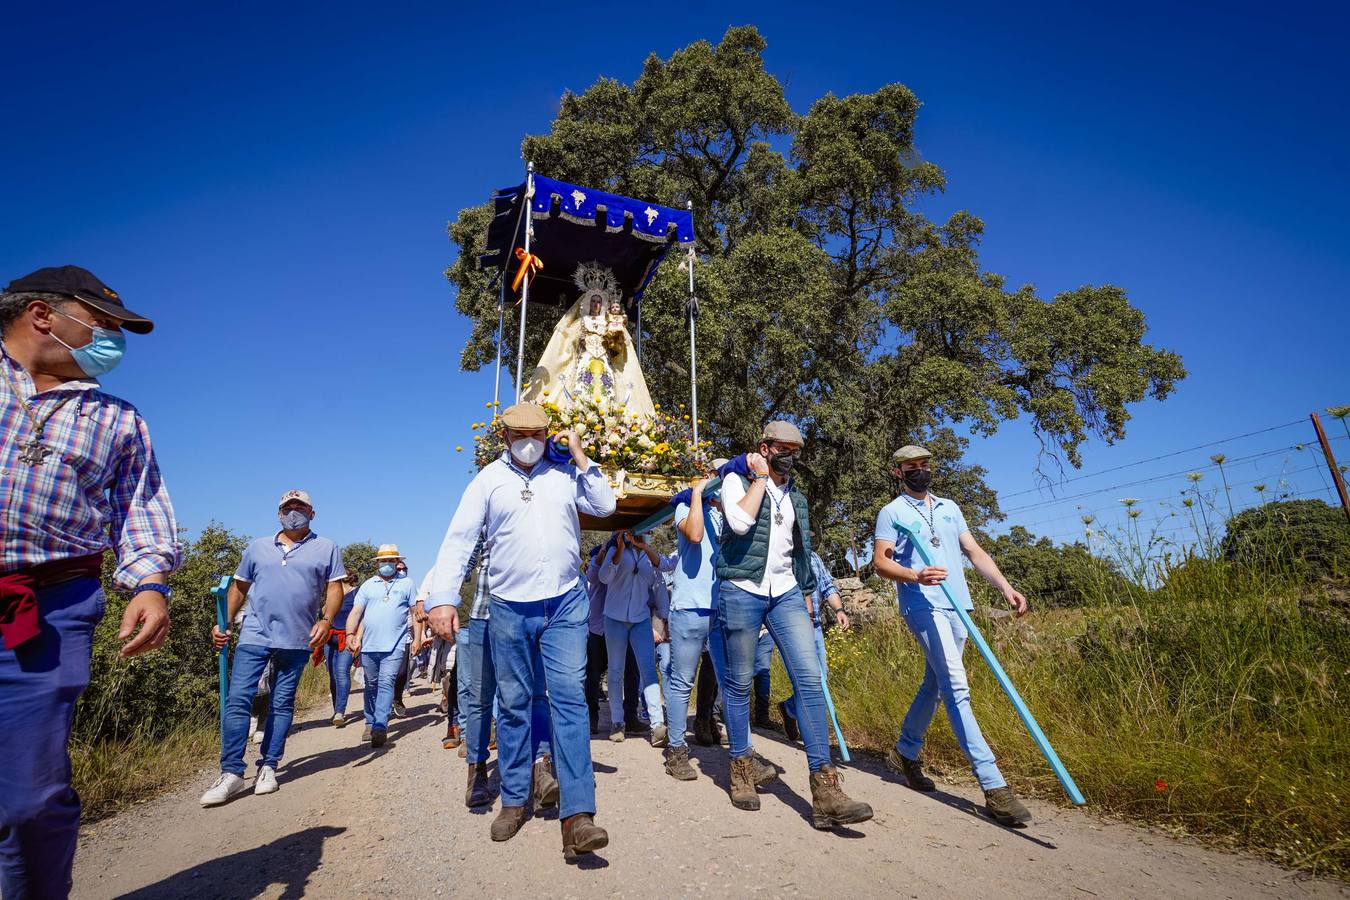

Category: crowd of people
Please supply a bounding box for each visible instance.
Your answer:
[0,266,1033,896]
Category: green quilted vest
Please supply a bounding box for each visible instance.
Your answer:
[715,474,818,596]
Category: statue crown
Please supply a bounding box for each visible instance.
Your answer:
[574,262,622,308]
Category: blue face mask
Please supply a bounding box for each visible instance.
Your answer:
[396,569,408,579]
[378,563,397,578]
[50,309,127,378]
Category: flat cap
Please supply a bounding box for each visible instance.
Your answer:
[891,444,932,464]
[761,420,804,446]
[500,402,549,430]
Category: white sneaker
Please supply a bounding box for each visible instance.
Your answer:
[254,766,279,795]
[200,772,247,807]
[251,730,264,745]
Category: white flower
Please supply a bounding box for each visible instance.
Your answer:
[575,422,589,436]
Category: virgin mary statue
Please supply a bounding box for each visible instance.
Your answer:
[522,262,656,420]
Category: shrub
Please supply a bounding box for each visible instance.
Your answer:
[1220,499,1350,581]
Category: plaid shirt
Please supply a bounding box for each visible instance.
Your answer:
[1,349,179,588]
[466,537,491,620]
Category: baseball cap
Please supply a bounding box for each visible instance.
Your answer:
[5,265,154,334]
[278,489,313,509]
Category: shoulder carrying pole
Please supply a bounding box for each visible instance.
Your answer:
[892,519,1086,805]
[514,162,535,403]
[686,202,699,447]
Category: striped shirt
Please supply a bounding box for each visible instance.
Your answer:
[1,348,179,588]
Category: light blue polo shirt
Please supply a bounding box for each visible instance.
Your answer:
[875,493,973,612]
[671,503,723,612]
[235,531,346,650]
[352,575,416,653]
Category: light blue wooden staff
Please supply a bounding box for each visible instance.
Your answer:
[892,517,1086,805]
[629,477,852,761]
[211,575,232,732]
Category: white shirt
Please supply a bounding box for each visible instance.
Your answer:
[720,473,799,597]
[427,454,616,607]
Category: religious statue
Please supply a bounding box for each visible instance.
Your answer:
[523,263,657,420]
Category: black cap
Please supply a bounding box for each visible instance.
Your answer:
[4,265,154,334]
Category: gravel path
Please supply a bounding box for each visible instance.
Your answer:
[73,679,1346,899]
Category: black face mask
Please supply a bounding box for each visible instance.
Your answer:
[769,450,799,476]
[902,468,933,492]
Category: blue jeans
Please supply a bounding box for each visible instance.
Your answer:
[657,641,671,688]
[0,578,103,900]
[603,616,664,728]
[460,618,519,763]
[360,646,406,731]
[753,630,773,710]
[664,607,728,749]
[455,628,472,731]
[782,623,829,722]
[489,583,593,818]
[719,583,831,771]
[221,644,310,775]
[324,638,353,717]
[897,606,1005,790]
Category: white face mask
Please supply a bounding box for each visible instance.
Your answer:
[511,437,544,466]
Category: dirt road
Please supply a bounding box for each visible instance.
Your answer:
[73,679,1345,899]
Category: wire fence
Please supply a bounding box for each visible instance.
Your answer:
[988,412,1350,559]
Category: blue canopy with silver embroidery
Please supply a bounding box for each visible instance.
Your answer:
[480,174,695,314]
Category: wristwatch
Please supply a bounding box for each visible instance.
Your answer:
[134,582,172,599]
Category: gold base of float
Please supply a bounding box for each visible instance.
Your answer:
[578,468,696,532]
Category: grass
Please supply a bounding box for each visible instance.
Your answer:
[73,664,332,823]
[801,557,1350,878]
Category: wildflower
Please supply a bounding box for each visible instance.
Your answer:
[1155,778,1168,792]
[1185,472,1202,483]
[1210,453,1226,465]
[1119,498,1139,508]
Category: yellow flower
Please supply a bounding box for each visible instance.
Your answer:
[493,401,500,407]
[456,446,464,452]
[485,402,492,408]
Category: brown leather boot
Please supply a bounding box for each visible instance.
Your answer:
[465,763,493,808]
[532,755,560,809]
[442,725,462,749]
[752,754,779,786]
[490,805,527,842]
[809,765,873,830]
[729,756,761,810]
[561,813,608,860]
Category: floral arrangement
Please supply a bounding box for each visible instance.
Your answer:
[465,395,711,476]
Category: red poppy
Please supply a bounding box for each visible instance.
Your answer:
[1154,778,1168,792]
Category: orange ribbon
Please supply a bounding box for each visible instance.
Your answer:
[511,247,543,292]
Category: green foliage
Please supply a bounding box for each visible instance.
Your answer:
[1220,499,1350,580]
[446,25,1184,551]
[819,559,1350,877]
[78,523,247,742]
[341,540,380,585]
[981,525,1131,608]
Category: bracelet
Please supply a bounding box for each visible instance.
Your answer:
[134,582,172,599]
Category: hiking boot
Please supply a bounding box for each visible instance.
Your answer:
[590,712,600,735]
[254,765,279,795]
[361,725,373,742]
[753,754,779,786]
[728,756,761,811]
[458,744,468,759]
[332,714,347,728]
[885,748,935,792]
[778,700,800,741]
[809,765,873,830]
[984,787,1033,827]
[609,726,625,742]
[664,746,697,781]
[533,755,560,809]
[443,725,462,749]
[392,701,408,719]
[490,805,527,842]
[624,721,649,736]
[466,763,493,808]
[561,813,608,860]
[691,715,717,746]
[371,728,388,748]
[650,724,669,748]
[752,696,772,729]
[199,772,247,807]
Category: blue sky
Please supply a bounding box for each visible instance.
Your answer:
[4,2,1347,576]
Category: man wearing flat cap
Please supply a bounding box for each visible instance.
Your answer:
[716,420,873,829]
[872,445,1034,826]
[204,490,346,806]
[427,402,615,858]
[0,266,178,898]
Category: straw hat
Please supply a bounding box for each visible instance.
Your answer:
[373,544,405,560]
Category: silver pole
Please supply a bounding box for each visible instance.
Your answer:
[514,162,535,403]
[686,201,699,447]
[492,273,505,408]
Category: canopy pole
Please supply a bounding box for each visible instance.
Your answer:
[686,201,699,447]
[636,302,643,362]
[492,272,505,409]
[514,162,535,403]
